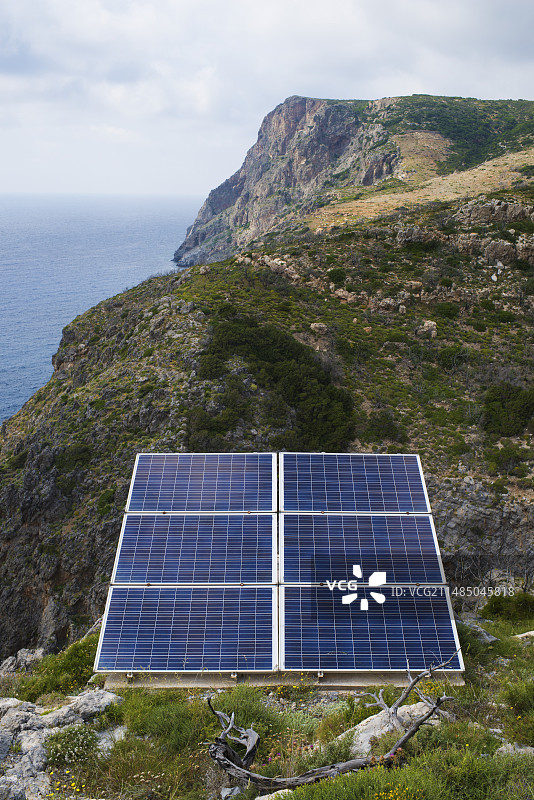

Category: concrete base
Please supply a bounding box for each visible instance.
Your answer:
[104,670,464,691]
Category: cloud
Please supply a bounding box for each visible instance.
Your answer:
[0,0,533,194]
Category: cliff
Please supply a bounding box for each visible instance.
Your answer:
[174,94,534,266]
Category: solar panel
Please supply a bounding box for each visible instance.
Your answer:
[282,586,461,671]
[95,586,275,672]
[281,453,430,513]
[95,451,462,680]
[127,453,276,512]
[113,514,276,584]
[282,514,443,584]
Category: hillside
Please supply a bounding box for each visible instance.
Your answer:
[174,94,534,266]
[3,174,534,657]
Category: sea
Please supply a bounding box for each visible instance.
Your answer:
[0,194,202,423]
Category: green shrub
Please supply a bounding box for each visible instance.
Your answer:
[213,685,284,740]
[482,383,534,436]
[46,725,98,767]
[502,679,534,715]
[54,444,92,472]
[471,319,487,332]
[327,268,346,286]
[364,410,408,444]
[435,301,460,319]
[3,450,28,471]
[437,345,469,371]
[485,441,530,475]
[194,315,355,451]
[126,693,215,751]
[16,634,99,702]
[523,277,534,295]
[137,382,155,398]
[494,310,515,324]
[482,591,534,621]
[97,488,115,516]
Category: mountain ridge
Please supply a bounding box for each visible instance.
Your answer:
[174,94,534,266]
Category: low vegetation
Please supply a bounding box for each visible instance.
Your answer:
[1,597,534,799]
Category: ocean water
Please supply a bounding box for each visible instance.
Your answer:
[0,194,201,422]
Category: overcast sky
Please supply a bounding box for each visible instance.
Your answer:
[2,0,534,197]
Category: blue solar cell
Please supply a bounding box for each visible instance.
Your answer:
[283,587,461,671]
[282,453,429,513]
[283,514,443,584]
[114,515,275,584]
[127,453,275,512]
[96,587,274,672]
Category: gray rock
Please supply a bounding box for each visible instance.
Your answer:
[0,731,13,763]
[495,741,534,756]
[347,702,439,756]
[458,618,499,644]
[69,688,123,719]
[0,777,25,800]
[96,724,127,754]
[415,320,437,338]
[19,772,51,800]
[0,649,44,674]
[255,792,293,800]
[0,700,22,719]
[0,710,44,734]
[41,705,83,728]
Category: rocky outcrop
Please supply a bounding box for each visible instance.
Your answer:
[454,198,534,227]
[174,95,399,266]
[0,689,122,800]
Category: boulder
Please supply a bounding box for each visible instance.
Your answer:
[416,320,437,338]
[458,617,499,644]
[41,705,83,728]
[0,649,44,675]
[96,724,127,754]
[69,688,123,719]
[0,710,44,735]
[346,702,439,756]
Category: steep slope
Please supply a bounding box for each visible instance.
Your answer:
[174,94,534,266]
[3,176,534,657]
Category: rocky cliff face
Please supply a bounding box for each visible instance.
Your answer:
[173,95,399,266]
[174,94,534,267]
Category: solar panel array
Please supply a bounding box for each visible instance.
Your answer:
[95,452,463,675]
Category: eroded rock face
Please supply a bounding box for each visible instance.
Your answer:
[174,95,400,266]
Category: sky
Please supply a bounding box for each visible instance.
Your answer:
[1,0,534,197]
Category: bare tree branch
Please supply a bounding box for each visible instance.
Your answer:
[207,652,460,791]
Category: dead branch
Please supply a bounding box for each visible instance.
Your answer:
[207,653,459,791]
